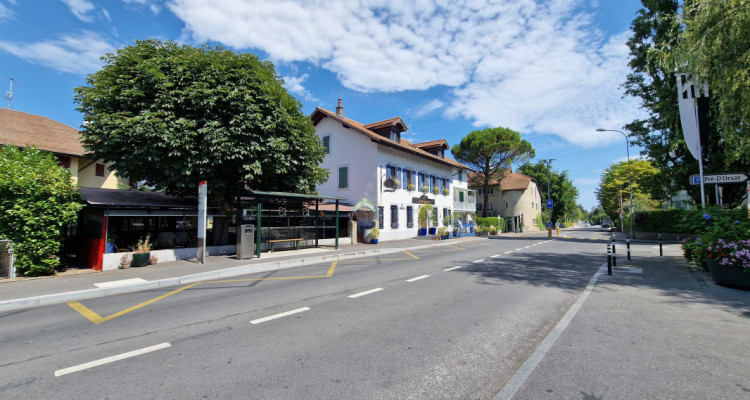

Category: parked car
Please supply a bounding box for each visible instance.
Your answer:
[600,224,611,232]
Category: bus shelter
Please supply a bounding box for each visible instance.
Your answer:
[236,191,348,258]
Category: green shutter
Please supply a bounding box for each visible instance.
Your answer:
[339,166,348,189]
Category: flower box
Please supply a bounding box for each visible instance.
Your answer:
[708,258,750,288]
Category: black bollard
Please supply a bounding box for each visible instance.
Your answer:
[659,234,663,257]
[611,237,617,267]
[607,243,612,275]
[627,236,631,261]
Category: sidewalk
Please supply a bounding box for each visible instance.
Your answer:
[0,236,485,311]
[502,245,750,399]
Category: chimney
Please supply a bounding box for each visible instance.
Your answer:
[336,98,344,117]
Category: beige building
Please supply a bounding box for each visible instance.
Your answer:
[0,108,126,189]
[470,171,543,232]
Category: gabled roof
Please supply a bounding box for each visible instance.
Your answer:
[469,171,536,191]
[311,107,474,171]
[413,139,449,150]
[364,117,408,132]
[0,108,85,157]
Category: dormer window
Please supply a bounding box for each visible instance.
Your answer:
[390,129,399,142]
[437,149,444,158]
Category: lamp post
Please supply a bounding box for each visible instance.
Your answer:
[597,129,635,238]
[540,158,555,233]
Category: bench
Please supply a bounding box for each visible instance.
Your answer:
[267,238,304,252]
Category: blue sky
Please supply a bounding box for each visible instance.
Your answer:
[0,0,646,210]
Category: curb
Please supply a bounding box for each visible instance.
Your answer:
[0,238,476,312]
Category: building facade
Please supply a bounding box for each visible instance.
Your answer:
[0,108,126,189]
[471,172,543,232]
[312,100,476,241]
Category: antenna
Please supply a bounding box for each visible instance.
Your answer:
[4,77,13,109]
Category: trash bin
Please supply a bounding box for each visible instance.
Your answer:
[236,224,255,260]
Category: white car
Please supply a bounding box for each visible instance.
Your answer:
[600,224,612,232]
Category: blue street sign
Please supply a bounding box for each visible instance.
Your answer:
[546,221,552,228]
[546,199,554,209]
[690,176,701,185]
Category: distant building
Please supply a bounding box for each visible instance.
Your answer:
[469,171,543,232]
[0,108,127,189]
[311,100,476,241]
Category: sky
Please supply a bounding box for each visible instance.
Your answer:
[0,0,648,210]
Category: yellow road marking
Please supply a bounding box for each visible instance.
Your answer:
[446,245,465,250]
[68,262,340,325]
[403,251,420,260]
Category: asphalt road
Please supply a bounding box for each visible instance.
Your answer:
[0,234,611,399]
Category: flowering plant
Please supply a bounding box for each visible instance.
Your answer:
[706,239,750,270]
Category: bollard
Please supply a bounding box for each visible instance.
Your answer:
[611,237,617,267]
[627,236,631,261]
[659,234,663,256]
[556,227,560,236]
[607,243,612,275]
[548,228,551,238]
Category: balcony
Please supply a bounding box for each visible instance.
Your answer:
[453,189,476,211]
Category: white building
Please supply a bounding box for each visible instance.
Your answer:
[311,100,476,242]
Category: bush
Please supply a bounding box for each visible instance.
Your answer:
[0,146,83,276]
[679,209,750,267]
[634,208,748,234]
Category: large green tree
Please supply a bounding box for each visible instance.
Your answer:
[624,0,748,207]
[676,0,750,165]
[452,127,534,217]
[75,40,328,203]
[595,159,661,222]
[517,161,579,225]
[0,146,83,276]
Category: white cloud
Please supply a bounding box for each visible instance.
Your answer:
[0,3,13,20]
[62,0,96,22]
[416,99,445,116]
[283,73,320,103]
[0,31,114,74]
[165,0,645,146]
[123,0,161,14]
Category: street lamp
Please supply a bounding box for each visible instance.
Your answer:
[540,158,555,234]
[597,128,635,238]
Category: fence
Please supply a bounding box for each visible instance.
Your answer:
[0,240,14,279]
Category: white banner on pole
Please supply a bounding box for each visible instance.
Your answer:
[197,181,207,263]
[676,73,707,161]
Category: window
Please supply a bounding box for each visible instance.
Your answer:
[95,163,105,177]
[390,130,399,142]
[437,149,444,158]
[386,165,397,179]
[322,136,330,154]
[378,206,384,229]
[405,170,413,189]
[459,191,465,202]
[391,205,399,229]
[488,203,494,212]
[57,156,71,168]
[338,166,348,189]
[430,176,436,192]
[418,173,425,190]
[406,206,414,228]
[458,169,463,182]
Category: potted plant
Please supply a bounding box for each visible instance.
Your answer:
[130,234,152,267]
[417,205,433,236]
[392,179,400,189]
[149,255,159,265]
[120,253,131,269]
[433,187,439,195]
[475,225,484,236]
[407,183,415,191]
[443,188,449,196]
[438,227,447,240]
[421,185,429,193]
[369,227,380,244]
[706,238,750,287]
[488,225,497,235]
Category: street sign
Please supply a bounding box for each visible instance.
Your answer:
[546,199,554,209]
[546,221,552,228]
[689,173,749,185]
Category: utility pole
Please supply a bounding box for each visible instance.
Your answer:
[541,159,555,233]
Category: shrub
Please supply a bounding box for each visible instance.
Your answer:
[0,146,83,276]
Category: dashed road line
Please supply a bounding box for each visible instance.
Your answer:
[348,288,384,298]
[504,251,513,254]
[55,343,171,377]
[406,275,430,282]
[473,259,485,263]
[444,266,463,271]
[94,278,148,288]
[491,254,501,258]
[250,307,310,325]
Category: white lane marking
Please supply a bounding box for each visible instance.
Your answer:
[250,307,310,325]
[348,288,384,298]
[406,275,430,282]
[444,266,463,271]
[504,251,513,254]
[494,265,606,400]
[619,268,643,274]
[491,254,502,258]
[473,259,485,263]
[93,278,148,288]
[524,246,532,249]
[55,343,171,377]
[515,248,524,251]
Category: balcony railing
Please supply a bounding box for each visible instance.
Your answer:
[453,201,476,211]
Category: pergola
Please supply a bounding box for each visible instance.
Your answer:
[237,190,347,258]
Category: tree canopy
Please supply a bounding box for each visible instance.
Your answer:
[74,40,328,203]
[0,146,83,276]
[517,161,578,225]
[595,159,661,220]
[623,0,749,207]
[452,126,534,217]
